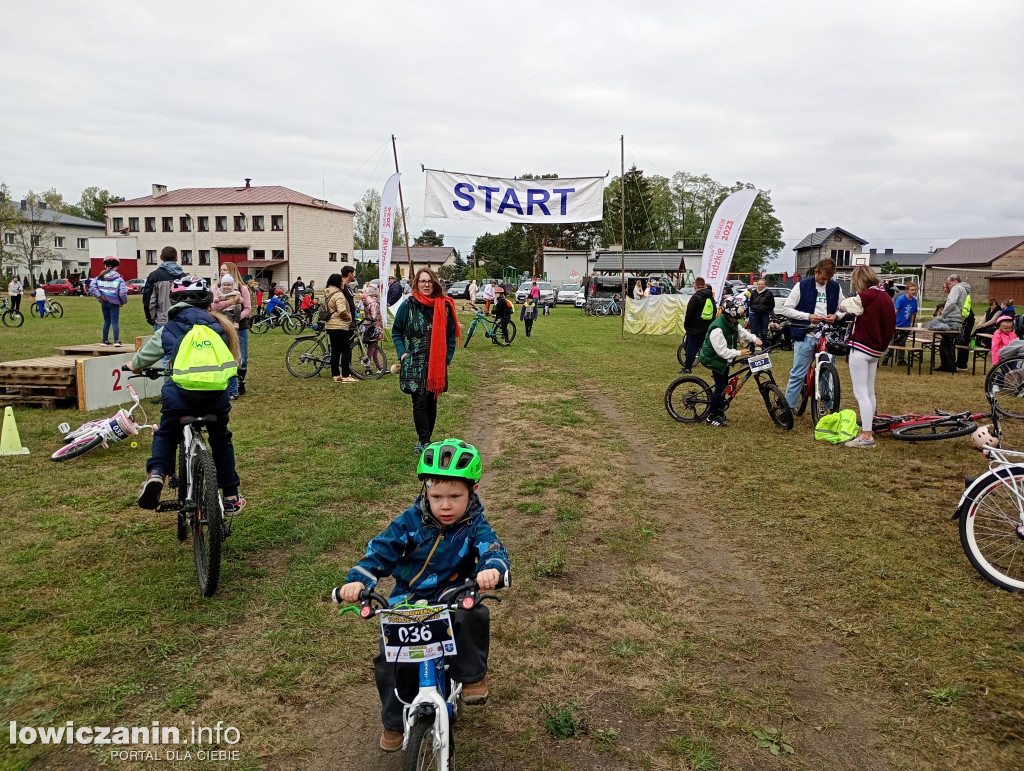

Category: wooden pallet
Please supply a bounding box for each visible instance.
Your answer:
[0,356,78,387]
[58,343,130,356]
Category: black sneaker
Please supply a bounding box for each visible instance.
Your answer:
[138,472,166,509]
[706,414,726,427]
[680,366,692,374]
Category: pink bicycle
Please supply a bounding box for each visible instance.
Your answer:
[50,378,157,461]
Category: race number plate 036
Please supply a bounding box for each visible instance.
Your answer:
[380,606,457,662]
[749,354,772,373]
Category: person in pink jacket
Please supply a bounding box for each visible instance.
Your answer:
[990,315,1017,365]
[213,262,252,398]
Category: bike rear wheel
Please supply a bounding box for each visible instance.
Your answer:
[251,318,270,334]
[192,448,223,597]
[986,358,1024,419]
[2,310,24,328]
[351,339,387,379]
[286,336,328,378]
[891,418,977,441]
[811,361,840,424]
[760,382,794,430]
[959,471,1024,592]
[496,321,516,346]
[50,434,104,461]
[665,376,713,423]
[677,337,687,368]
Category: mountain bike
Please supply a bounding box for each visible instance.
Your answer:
[50,379,157,461]
[1,297,24,327]
[665,345,793,430]
[333,576,506,770]
[30,298,64,318]
[872,409,987,441]
[984,356,1024,419]
[251,307,304,335]
[795,323,842,424]
[131,367,233,597]
[285,321,387,379]
[463,306,515,348]
[955,444,1024,592]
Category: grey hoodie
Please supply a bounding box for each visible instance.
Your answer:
[939,281,970,325]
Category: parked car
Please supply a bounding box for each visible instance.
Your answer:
[575,291,588,308]
[448,280,471,299]
[765,285,792,314]
[126,278,145,295]
[557,283,580,304]
[515,281,555,304]
[40,278,77,295]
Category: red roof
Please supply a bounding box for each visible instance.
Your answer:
[107,186,354,214]
[924,236,1024,267]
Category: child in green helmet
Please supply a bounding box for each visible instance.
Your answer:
[337,438,510,752]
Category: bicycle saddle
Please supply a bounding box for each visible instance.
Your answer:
[179,415,218,425]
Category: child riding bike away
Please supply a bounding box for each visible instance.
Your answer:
[699,295,762,427]
[336,439,510,752]
[132,276,245,514]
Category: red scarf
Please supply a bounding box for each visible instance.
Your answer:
[412,291,460,396]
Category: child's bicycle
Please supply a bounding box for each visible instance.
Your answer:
[50,376,157,461]
[133,366,234,597]
[333,577,505,770]
[664,344,794,430]
[250,307,304,335]
[285,319,388,379]
[795,322,843,424]
[30,298,64,319]
[0,297,25,327]
[872,408,988,441]
[463,305,515,347]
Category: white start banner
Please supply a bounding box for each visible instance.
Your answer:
[378,173,401,326]
[699,188,760,302]
[424,170,604,223]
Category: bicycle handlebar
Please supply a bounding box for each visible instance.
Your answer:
[333,573,509,618]
[121,363,164,380]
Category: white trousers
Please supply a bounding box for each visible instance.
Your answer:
[848,349,879,432]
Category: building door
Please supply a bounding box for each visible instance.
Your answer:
[218,251,248,269]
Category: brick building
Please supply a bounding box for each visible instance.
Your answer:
[104,181,354,289]
[922,236,1024,301]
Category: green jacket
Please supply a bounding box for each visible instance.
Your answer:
[392,297,458,395]
[699,315,739,374]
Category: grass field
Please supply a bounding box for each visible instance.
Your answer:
[1,297,1022,770]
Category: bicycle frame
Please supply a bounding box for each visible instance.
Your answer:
[803,333,832,402]
[400,656,458,766]
[873,410,985,435]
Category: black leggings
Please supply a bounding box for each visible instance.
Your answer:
[327,328,352,377]
[411,390,438,445]
[10,294,21,312]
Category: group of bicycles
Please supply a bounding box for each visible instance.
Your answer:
[0,296,63,326]
[580,296,622,317]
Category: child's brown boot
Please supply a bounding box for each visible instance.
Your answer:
[462,676,488,705]
[380,729,403,752]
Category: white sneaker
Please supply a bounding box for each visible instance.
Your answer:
[844,436,876,449]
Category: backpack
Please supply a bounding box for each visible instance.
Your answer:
[814,409,860,444]
[317,297,333,324]
[170,324,237,391]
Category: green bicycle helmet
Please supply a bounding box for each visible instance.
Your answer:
[417,438,482,484]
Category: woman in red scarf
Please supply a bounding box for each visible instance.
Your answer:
[392,268,460,453]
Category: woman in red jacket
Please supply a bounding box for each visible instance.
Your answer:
[839,265,896,449]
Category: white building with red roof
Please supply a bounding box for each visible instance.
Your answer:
[104,180,354,290]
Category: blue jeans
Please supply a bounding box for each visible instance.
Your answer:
[101,302,121,342]
[748,312,769,342]
[228,329,248,396]
[785,336,818,408]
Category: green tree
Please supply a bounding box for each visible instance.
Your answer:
[415,228,445,247]
[353,188,407,250]
[7,192,59,286]
[77,187,124,222]
[601,166,676,251]
[0,184,19,277]
[880,260,900,275]
[471,226,532,276]
[436,264,458,281]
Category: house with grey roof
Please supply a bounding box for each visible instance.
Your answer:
[792,227,869,278]
[2,201,105,282]
[922,236,1024,300]
[866,248,932,270]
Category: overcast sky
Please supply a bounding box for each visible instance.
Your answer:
[3,0,1022,272]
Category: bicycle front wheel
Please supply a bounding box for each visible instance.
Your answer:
[50,434,104,462]
[281,316,304,335]
[286,336,328,378]
[677,338,688,368]
[811,361,840,424]
[192,448,223,597]
[463,320,477,348]
[986,358,1024,419]
[2,310,24,328]
[761,382,794,430]
[50,302,63,319]
[959,470,1024,592]
[891,418,977,441]
[496,321,516,346]
[403,717,446,771]
[665,376,712,423]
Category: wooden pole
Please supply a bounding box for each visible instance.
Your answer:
[392,135,413,280]
[620,135,626,340]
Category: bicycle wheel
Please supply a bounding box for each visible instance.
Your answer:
[281,315,304,335]
[760,382,794,430]
[891,418,977,441]
[463,320,478,348]
[49,302,63,318]
[251,317,270,334]
[286,336,328,378]
[811,361,840,424]
[2,310,24,328]
[677,338,688,367]
[364,343,387,379]
[959,470,1024,592]
[402,717,447,771]
[30,303,40,318]
[596,304,610,317]
[611,303,622,316]
[192,448,222,597]
[986,358,1024,419]
[176,444,188,542]
[50,434,104,462]
[496,321,516,346]
[665,376,713,423]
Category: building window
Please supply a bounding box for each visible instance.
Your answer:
[181,249,193,265]
[180,216,191,232]
[199,250,210,266]
[328,252,337,262]
[146,250,157,265]
[234,215,246,232]
[252,215,264,231]
[271,249,284,260]
[339,252,348,262]
[112,217,124,231]
[54,236,65,248]
[271,215,283,231]
[197,216,209,232]
[77,237,88,249]
[215,216,227,232]
[253,250,265,260]
[4,233,15,245]
[162,217,173,232]
[128,217,139,232]
[145,217,156,232]
[830,249,851,267]
[31,235,40,247]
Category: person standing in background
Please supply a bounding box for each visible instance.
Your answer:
[90,257,128,346]
[747,279,775,348]
[7,275,23,314]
